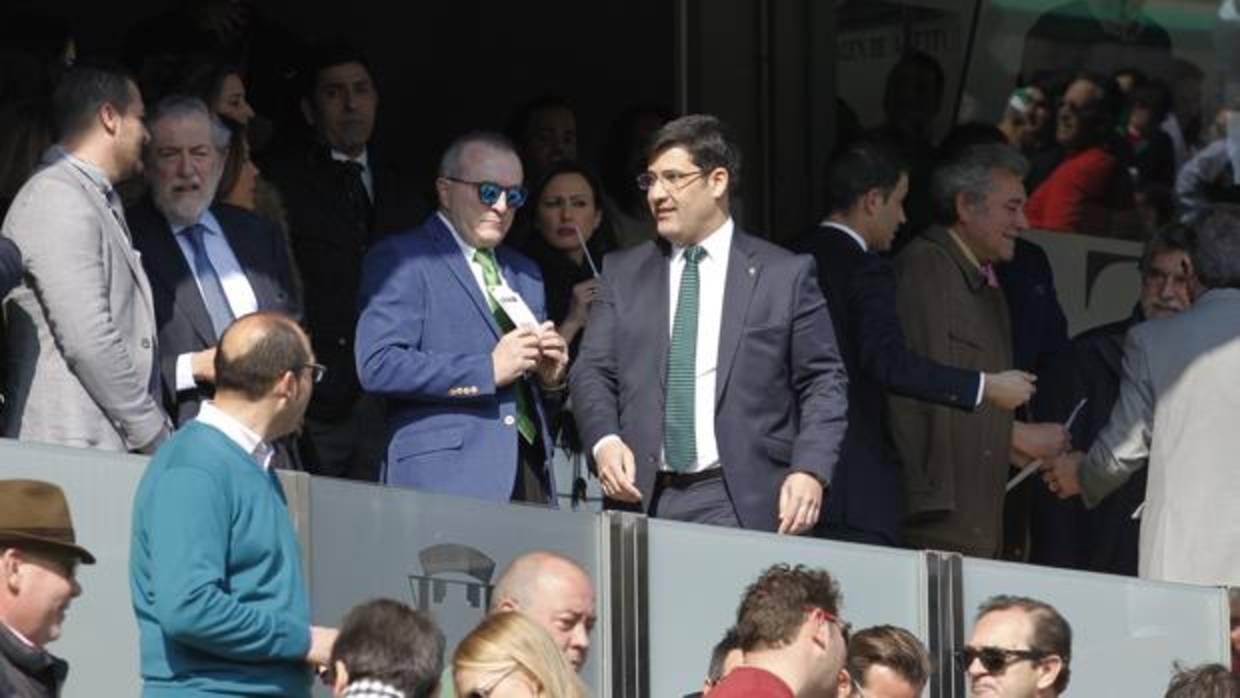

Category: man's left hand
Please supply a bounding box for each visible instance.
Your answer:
[1040,451,1084,499]
[534,320,569,387]
[778,471,823,535]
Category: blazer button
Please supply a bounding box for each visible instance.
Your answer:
[503,415,515,426]
[338,336,348,346]
[141,338,151,349]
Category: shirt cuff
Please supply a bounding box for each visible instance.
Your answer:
[176,352,198,392]
[592,434,621,459]
[974,372,986,408]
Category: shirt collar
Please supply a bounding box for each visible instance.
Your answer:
[438,210,486,261]
[1,620,36,649]
[674,217,733,262]
[819,219,868,252]
[195,401,273,470]
[49,145,114,196]
[947,227,984,272]
[331,147,370,170]
[168,209,223,238]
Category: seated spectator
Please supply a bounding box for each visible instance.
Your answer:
[1025,73,1136,236]
[845,625,930,698]
[687,626,742,697]
[1163,663,1239,698]
[998,86,1053,156]
[1125,79,1176,187]
[452,611,587,698]
[960,595,1071,698]
[328,599,444,698]
[0,479,95,698]
[708,564,850,698]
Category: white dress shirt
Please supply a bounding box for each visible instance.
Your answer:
[173,210,259,391]
[439,211,510,297]
[331,147,374,201]
[195,401,273,470]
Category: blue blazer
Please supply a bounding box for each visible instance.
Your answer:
[569,230,848,531]
[355,214,556,503]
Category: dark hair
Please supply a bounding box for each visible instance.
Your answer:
[706,626,742,683]
[648,114,742,193]
[847,625,931,691]
[140,53,241,112]
[1140,222,1195,273]
[1191,208,1240,290]
[1130,80,1174,126]
[883,50,946,115]
[0,98,54,202]
[507,95,575,145]
[533,160,604,208]
[1164,662,1239,698]
[301,40,373,99]
[735,564,841,652]
[214,313,309,400]
[52,61,137,140]
[331,599,444,698]
[937,122,1007,162]
[216,116,250,205]
[824,139,907,215]
[1068,72,1123,145]
[976,595,1072,693]
[929,143,1028,226]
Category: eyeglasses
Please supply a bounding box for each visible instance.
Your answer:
[465,664,520,698]
[301,362,327,384]
[444,176,528,208]
[954,646,1049,674]
[636,169,703,191]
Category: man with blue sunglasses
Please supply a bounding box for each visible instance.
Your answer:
[356,131,567,505]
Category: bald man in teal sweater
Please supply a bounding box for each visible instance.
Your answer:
[130,313,336,696]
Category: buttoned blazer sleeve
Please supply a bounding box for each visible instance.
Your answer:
[1081,327,1154,507]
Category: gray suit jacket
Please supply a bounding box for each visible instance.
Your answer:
[1,153,168,451]
[1082,287,1240,585]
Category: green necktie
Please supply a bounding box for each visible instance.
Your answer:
[664,245,704,471]
[474,249,537,445]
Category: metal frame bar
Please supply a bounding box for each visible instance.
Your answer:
[606,512,649,697]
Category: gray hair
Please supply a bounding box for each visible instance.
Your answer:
[146,94,231,151]
[438,130,519,179]
[1192,208,1240,289]
[930,143,1028,226]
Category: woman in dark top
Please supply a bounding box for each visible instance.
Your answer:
[520,161,614,355]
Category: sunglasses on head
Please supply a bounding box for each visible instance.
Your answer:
[444,176,527,208]
[955,646,1049,674]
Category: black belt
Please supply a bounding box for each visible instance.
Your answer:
[655,467,723,489]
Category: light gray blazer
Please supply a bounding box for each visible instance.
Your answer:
[1,154,168,451]
[1082,288,1240,586]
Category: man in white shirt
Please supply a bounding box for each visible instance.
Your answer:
[570,114,848,533]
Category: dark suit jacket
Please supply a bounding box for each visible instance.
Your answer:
[570,229,848,531]
[355,214,557,504]
[129,200,302,424]
[790,223,979,543]
[263,146,426,421]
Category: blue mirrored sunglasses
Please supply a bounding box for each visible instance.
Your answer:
[445,176,527,208]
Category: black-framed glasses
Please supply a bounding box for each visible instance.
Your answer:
[301,362,327,384]
[444,176,527,208]
[636,169,703,191]
[954,646,1049,674]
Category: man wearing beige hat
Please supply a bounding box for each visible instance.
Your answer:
[0,479,95,698]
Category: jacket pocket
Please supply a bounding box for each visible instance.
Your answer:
[763,434,794,466]
[394,427,464,461]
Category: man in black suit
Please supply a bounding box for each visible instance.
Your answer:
[790,140,1036,545]
[263,42,426,480]
[570,115,847,534]
[129,96,301,425]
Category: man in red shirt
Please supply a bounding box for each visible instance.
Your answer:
[708,564,850,698]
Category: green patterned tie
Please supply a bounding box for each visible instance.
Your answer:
[664,245,705,471]
[474,249,537,445]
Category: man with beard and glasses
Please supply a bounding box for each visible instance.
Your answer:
[128,96,302,428]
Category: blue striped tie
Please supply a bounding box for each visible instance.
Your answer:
[181,224,234,340]
[664,245,704,471]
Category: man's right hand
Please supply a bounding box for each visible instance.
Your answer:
[191,347,218,384]
[983,370,1037,410]
[492,327,541,387]
[596,438,642,503]
[306,626,338,666]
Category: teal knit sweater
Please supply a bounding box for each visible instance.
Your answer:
[130,421,312,697]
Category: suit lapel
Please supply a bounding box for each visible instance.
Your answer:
[215,207,278,309]
[638,241,671,391]
[715,232,758,406]
[428,217,501,338]
[131,202,216,345]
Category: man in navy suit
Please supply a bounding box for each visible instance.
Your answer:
[569,115,847,534]
[129,96,301,426]
[355,132,567,504]
[790,140,1035,545]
